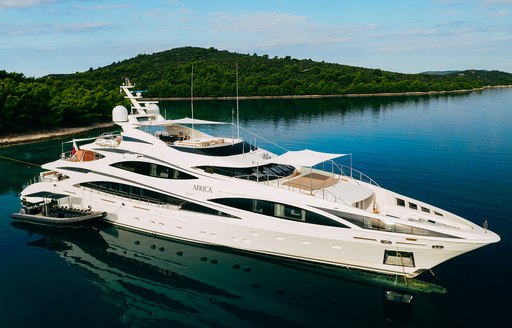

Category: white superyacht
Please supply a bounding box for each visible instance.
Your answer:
[16,79,500,278]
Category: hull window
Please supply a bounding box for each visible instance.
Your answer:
[197,164,295,182]
[112,161,197,180]
[211,197,349,228]
[275,203,306,222]
[384,250,415,267]
[78,181,237,218]
[318,207,459,239]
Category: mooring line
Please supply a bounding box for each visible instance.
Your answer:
[0,155,41,167]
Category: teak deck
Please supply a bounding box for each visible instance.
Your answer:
[284,172,337,191]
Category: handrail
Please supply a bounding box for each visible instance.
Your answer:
[61,131,122,154]
[233,171,353,206]
[319,188,352,206]
[232,162,378,207]
[80,186,181,210]
[332,162,380,187]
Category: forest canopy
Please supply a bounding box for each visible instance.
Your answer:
[1,46,512,134]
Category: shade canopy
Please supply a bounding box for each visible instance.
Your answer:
[271,149,346,167]
[168,117,226,125]
[134,117,225,126]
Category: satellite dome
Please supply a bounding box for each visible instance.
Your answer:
[112,105,128,122]
[147,103,160,115]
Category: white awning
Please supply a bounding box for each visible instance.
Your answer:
[168,117,226,125]
[134,117,226,126]
[271,149,346,167]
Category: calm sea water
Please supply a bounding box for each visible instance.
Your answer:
[1,88,511,327]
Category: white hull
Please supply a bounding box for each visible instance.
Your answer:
[21,178,494,278]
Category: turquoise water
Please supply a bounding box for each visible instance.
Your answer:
[1,88,511,327]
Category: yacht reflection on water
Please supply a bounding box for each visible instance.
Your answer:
[12,222,445,327]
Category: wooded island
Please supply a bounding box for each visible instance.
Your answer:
[2,46,512,134]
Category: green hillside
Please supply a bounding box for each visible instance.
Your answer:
[53,46,512,97]
[1,46,512,133]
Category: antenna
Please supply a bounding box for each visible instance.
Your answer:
[231,107,235,144]
[236,63,240,140]
[191,64,194,140]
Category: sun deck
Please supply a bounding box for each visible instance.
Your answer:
[283,172,338,191]
[173,138,227,148]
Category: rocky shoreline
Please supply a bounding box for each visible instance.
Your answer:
[148,85,512,101]
[0,122,116,147]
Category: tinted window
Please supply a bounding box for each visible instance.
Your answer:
[79,181,235,218]
[112,161,197,180]
[211,198,348,228]
[198,164,295,181]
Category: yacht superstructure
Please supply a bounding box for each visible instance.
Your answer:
[16,79,500,278]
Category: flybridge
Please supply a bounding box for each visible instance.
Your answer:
[117,78,226,126]
[113,78,247,156]
[120,78,161,116]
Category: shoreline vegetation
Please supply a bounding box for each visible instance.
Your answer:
[3,47,512,146]
[148,84,512,101]
[1,84,510,147]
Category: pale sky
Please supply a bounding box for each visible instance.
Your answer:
[1,0,511,77]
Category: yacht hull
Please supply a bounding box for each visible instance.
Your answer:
[49,187,490,278]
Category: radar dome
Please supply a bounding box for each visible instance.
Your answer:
[147,103,160,115]
[112,105,128,122]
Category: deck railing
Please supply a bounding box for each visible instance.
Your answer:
[320,161,380,187]
[27,174,58,185]
[79,186,181,210]
[231,159,379,207]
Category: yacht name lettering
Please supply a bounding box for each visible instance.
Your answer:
[193,184,212,193]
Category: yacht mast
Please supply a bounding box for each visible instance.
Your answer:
[191,65,195,140]
[236,63,240,140]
